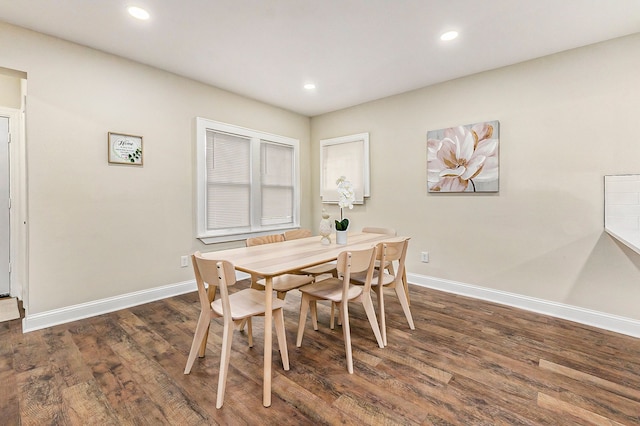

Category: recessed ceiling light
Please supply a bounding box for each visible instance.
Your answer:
[440,30,459,41]
[128,6,150,20]
[304,83,316,90]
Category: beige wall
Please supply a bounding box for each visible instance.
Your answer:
[0,22,311,314]
[2,19,639,324]
[311,33,640,320]
[0,72,21,108]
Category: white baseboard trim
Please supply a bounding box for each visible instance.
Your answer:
[22,279,197,333]
[408,273,640,339]
[22,272,640,339]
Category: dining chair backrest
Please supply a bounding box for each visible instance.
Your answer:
[191,251,221,314]
[193,252,239,317]
[376,238,409,283]
[246,233,284,247]
[362,226,397,236]
[283,228,312,240]
[337,246,377,298]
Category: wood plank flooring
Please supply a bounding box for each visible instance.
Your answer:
[1,284,639,425]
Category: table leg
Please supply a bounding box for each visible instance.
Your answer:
[263,276,273,407]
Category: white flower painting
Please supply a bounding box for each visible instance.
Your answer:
[427,120,499,192]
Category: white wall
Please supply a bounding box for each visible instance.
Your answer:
[311,33,640,321]
[0,22,311,315]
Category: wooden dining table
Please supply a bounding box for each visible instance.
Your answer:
[201,231,400,407]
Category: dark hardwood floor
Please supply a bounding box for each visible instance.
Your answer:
[1,283,639,425]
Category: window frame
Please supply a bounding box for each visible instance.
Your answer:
[320,132,370,204]
[196,117,301,244]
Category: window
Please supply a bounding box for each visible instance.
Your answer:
[320,133,370,204]
[196,118,300,243]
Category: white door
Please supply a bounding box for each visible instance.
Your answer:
[0,116,9,296]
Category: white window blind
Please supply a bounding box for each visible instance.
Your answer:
[261,141,294,226]
[196,118,300,243]
[320,133,370,204]
[206,130,250,230]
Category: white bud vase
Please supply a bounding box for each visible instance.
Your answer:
[336,230,348,245]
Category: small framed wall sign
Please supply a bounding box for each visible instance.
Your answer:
[108,132,143,165]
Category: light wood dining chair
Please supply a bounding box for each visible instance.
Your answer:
[361,226,412,305]
[283,228,312,240]
[283,228,338,278]
[322,226,394,329]
[362,226,397,236]
[296,246,384,374]
[184,252,290,409]
[362,226,397,272]
[246,233,315,300]
[350,238,414,346]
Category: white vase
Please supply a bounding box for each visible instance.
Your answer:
[336,230,348,245]
[319,210,331,245]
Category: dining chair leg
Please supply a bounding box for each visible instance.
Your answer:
[216,318,234,409]
[273,308,290,370]
[199,283,216,356]
[236,318,248,332]
[375,285,387,346]
[361,293,384,348]
[184,312,212,374]
[244,276,263,330]
[247,317,254,348]
[386,261,395,276]
[330,302,335,329]
[310,300,319,331]
[402,268,410,305]
[329,302,343,329]
[296,294,311,346]
[395,282,415,330]
[250,274,261,290]
[197,323,211,358]
[340,301,354,374]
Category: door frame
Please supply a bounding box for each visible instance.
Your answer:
[0,115,10,296]
[0,104,28,305]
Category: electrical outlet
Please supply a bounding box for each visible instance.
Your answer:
[421,251,429,263]
[180,255,189,267]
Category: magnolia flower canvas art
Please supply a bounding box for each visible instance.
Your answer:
[427,120,500,192]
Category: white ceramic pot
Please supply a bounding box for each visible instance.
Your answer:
[336,230,348,245]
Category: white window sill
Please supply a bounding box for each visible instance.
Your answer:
[198,228,301,245]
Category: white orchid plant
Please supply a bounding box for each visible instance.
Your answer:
[335,176,355,231]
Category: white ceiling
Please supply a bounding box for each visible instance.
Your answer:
[1,0,640,116]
